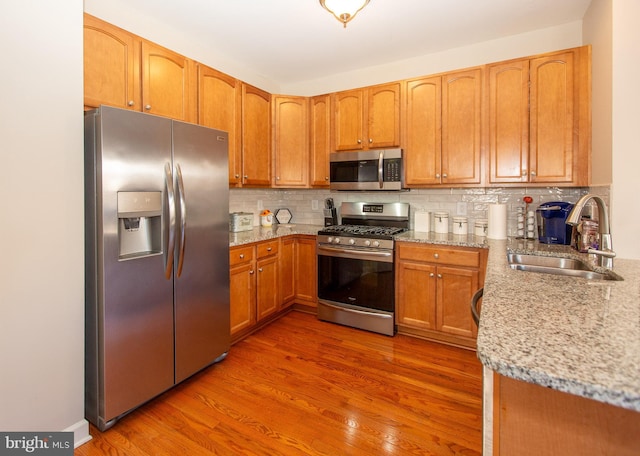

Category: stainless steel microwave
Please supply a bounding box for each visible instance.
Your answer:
[329,149,405,191]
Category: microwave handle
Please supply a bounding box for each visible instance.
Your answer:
[378,150,384,189]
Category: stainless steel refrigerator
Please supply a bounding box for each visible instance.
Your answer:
[84,106,230,431]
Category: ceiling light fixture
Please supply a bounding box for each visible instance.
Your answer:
[319,0,370,28]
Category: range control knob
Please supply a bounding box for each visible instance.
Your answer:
[327,237,333,244]
[349,238,356,245]
[364,240,371,246]
[333,237,341,244]
[372,241,380,248]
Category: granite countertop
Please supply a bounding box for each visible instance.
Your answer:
[229,223,323,247]
[230,227,640,412]
[476,238,640,412]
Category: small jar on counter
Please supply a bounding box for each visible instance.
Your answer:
[474,219,488,237]
[434,211,449,234]
[452,216,468,235]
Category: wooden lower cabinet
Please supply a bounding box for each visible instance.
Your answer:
[293,235,317,309]
[229,239,280,341]
[494,374,640,456]
[395,242,487,348]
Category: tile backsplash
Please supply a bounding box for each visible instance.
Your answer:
[230,186,610,237]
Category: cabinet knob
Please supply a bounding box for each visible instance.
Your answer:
[530,171,537,177]
[435,173,441,179]
[249,270,255,275]
[276,176,280,180]
[144,104,151,110]
[369,138,373,143]
[258,268,263,273]
[235,174,240,179]
[239,254,245,259]
[357,139,362,144]
[429,273,435,278]
[522,171,527,177]
[127,100,135,107]
[437,273,442,279]
[244,175,249,179]
[325,177,329,181]
[434,253,439,259]
[442,173,448,178]
[267,247,272,251]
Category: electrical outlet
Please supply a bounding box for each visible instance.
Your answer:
[311,200,319,210]
[456,201,467,216]
[257,200,263,211]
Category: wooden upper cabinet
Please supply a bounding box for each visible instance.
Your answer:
[488,47,591,186]
[404,76,442,185]
[241,83,272,187]
[83,14,140,110]
[368,83,401,148]
[273,96,309,188]
[197,65,242,187]
[333,82,401,151]
[141,41,196,122]
[333,89,364,150]
[488,60,530,183]
[529,51,576,184]
[310,95,331,187]
[441,68,482,185]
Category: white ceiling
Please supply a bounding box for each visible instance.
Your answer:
[97,0,593,86]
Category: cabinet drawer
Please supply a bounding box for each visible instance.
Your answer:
[257,240,279,258]
[397,243,480,268]
[230,245,254,266]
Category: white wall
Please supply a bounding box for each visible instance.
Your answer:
[584,0,613,186]
[610,0,640,259]
[0,0,89,446]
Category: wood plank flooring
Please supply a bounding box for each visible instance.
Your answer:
[75,311,483,455]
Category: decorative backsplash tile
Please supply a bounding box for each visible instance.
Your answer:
[230,186,608,236]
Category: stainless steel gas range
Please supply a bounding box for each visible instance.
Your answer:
[316,202,410,336]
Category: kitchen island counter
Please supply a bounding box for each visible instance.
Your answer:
[475,237,640,413]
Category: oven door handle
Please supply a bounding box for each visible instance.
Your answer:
[317,245,393,262]
[319,300,394,319]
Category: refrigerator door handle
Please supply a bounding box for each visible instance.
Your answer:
[164,162,176,279]
[175,163,187,278]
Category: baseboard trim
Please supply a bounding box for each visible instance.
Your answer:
[65,418,91,448]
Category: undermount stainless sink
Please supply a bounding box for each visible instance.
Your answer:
[507,253,623,281]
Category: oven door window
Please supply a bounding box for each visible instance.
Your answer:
[317,254,394,313]
[330,159,379,183]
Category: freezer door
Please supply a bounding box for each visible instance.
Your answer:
[172,120,230,382]
[85,106,175,428]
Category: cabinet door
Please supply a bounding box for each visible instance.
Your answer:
[529,51,575,184]
[280,237,295,306]
[367,82,401,148]
[197,65,242,187]
[442,68,482,184]
[488,60,530,184]
[230,262,255,335]
[396,260,437,330]
[310,95,331,187]
[333,89,364,151]
[295,236,317,306]
[404,76,442,185]
[256,255,279,321]
[83,14,140,110]
[241,84,272,186]
[141,41,196,122]
[436,266,479,338]
[273,96,309,188]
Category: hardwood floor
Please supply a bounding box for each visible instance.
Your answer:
[75,311,483,455]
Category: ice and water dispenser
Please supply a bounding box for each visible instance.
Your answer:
[117,191,162,259]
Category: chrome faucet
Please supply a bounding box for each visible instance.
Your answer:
[566,194,616,269]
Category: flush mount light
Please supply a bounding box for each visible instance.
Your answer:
[319,0,370,28]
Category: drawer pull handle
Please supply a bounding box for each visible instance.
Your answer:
[239,254,245,259]
[267,247,272,251]
[434,253,439,259]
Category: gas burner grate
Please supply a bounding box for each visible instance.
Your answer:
[319,224,407,239]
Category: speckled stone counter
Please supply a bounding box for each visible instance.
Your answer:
[229,224,324,247]
[476,237,640,412]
